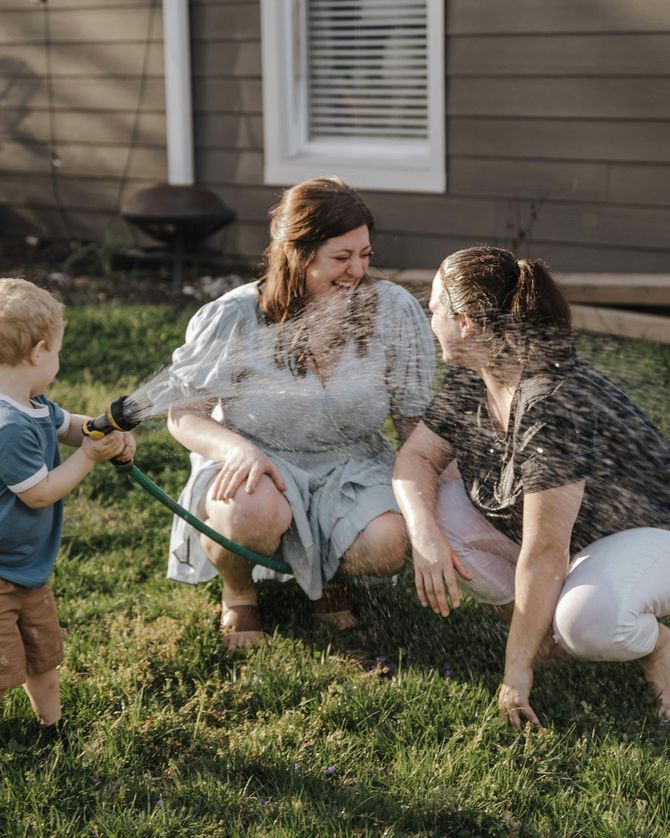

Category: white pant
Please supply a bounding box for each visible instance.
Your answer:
[437,476,670,661]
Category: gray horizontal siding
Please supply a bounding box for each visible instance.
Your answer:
[213,221,670,274]
[448,78,670,120]
[188,0,670,269]
[0,0,165,247]
[447,0,670,35]
[0,173,157,211]
[2,0,670,274]
[0,140,166,179]
[0,7,163,44]
[449,34,670,76]
[191,4,260,41]
[448,119,670,165]
[0,111,166,146]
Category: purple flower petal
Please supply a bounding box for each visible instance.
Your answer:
[324,764,337,777]
[440,660,453,678]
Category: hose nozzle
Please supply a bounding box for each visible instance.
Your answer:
[82,395,141,471]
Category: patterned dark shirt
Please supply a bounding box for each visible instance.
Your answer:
[423,357,670,551]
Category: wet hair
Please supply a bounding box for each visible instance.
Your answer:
[0,277,65,366]
[438,245,573,368]
[258,176,378,377]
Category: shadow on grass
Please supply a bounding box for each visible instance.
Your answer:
[208,755,511,837]
[226,574,669,745]
[0,724,508,837]
[254,574,505,691]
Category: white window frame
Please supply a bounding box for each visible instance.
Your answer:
[260,0,445,193]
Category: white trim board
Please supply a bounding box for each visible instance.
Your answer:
[260,0,446,194]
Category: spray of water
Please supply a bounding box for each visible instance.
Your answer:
[118,291,419,435]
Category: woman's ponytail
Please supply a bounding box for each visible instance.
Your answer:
[513,258,571,332]
[439,246,573,366]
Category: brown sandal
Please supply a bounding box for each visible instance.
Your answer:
[220,604,265,649]
[312,582,359,630]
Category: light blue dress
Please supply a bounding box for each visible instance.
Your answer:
[166,280,434,599]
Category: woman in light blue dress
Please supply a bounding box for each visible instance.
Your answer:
[166,177,434,647]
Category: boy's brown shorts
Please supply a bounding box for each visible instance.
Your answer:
[0,577,64,690]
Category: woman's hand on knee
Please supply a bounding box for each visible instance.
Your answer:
[211,442,287,500]
[412,535,472,618]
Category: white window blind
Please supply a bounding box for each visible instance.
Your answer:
[261,0,445,193]
[307,0,430,141]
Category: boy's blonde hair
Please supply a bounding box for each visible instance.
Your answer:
[0,278,65,365]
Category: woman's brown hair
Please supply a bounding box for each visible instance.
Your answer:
[438,245,573,366]
[258,176,377,377]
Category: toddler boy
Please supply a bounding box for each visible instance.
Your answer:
[0,278,134,745]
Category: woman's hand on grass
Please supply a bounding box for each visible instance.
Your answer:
[499,666,541,728]
[210,442,287,500]
[412,534,472,617]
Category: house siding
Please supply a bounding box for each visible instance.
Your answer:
[1,0,669,272]
[0,1,165,243]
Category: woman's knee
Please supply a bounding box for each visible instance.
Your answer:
[344,512,408,576]
[553,585,614,659]
[553,587,657,662]
[205,476,292,544]
[554,529,670,661]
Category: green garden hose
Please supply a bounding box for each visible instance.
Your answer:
[126,464,292,575]
[85,397,292,575]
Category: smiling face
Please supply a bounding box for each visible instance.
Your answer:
[304,225,372,303]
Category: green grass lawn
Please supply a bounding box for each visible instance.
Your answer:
[2,304,670,837]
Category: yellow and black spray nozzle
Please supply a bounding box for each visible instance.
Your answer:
[82,395,141,472]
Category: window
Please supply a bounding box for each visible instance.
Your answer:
[260,0,445,193]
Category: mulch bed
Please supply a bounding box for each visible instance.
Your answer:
[0,233,250,307]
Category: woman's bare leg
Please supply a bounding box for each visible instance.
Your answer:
[202,475,292,648]
[339,512,408,577]
[315,512,408,630]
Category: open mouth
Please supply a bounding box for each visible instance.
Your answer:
[332,280,356,292]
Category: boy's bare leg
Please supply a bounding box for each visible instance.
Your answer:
[640,623,670,720]
[23,668,61,726]
[203,475,292,649]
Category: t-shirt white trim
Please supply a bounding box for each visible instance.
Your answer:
[57,409,71,436]
[0,392,49,418]
[9,464,48,493]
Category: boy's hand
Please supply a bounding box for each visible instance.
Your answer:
[81,431,126,463]
[115,431,136,464]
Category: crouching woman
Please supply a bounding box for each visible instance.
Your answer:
[393,245,670,726]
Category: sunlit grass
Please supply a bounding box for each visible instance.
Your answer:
[1,306,669,836]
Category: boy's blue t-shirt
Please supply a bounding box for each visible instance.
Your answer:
[0,393,71,587]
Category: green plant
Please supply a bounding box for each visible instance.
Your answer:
[63,231,123,277]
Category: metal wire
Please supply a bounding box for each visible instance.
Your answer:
[40,0,158,243]
[41,0,74,240]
